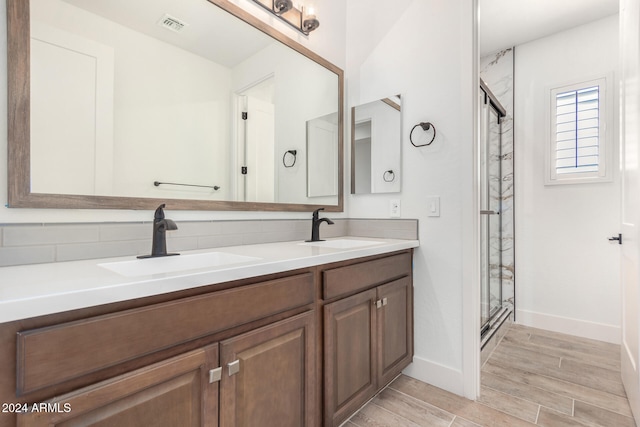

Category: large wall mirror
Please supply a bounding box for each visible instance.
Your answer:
[351,95,401,194]
[7,0,344,211]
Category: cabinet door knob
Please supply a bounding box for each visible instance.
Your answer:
[382,298,388,306]
[375,299,382,309]
[209,367,222,383]
[228,360,240,376]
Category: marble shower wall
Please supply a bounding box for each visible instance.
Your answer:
[481,48,514,315]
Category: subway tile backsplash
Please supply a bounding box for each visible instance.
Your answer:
[0,219,418,267]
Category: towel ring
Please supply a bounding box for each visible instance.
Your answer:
[282,150,297,168]
[410,122,436,147]
[383,170,395,182]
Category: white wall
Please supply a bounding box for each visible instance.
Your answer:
[346,0,477,396]
[0,0,347,223]
[514,15,621,343]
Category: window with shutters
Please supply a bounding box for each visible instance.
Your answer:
[546,77,611,185]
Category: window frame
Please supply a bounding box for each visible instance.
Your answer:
[545,76,612,185]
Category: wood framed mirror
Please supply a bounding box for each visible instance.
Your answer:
[7,0,343,211]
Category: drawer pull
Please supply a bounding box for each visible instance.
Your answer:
[375,298,388,309]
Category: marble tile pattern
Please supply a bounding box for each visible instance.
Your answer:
[0,218,418,267]
[345,325,635,427]
[480,48,515,316]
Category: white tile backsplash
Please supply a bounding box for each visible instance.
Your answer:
[0,245,55,267]
[3,224,98,246]
[0,218,418,267]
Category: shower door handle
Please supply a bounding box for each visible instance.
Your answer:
[480,210,498,215]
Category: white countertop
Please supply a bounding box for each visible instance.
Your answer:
[0,237,418,323]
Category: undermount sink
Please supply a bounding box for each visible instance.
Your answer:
[99,252,261,277]
[299,239,383,249]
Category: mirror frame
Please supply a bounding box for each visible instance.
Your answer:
[7,0,344,212]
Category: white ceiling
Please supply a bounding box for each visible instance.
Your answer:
[62,0,273,67]
[479,0,619,55]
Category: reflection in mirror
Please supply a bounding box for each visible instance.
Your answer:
[307,113,339,199]
[351,96,402,194]
[8,0,343,211]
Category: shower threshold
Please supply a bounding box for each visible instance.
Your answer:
[481,306,512,349]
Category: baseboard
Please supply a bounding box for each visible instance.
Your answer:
[402,356,465,396]
[516,309,620,344]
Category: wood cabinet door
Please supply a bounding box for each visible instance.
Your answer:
[219,311,316,427]
[17,344,219,427]
[377,277,413,386]
[323,288,377,427]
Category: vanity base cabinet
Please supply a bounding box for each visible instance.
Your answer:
[2,250,414,427]
[16,312,316,427]
[5,271,316,427]
[17,344,219,427]
[322,252,413,427]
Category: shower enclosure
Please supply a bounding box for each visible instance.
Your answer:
[479,79,507,337]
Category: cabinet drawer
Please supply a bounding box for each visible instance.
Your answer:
[323,252,411,300]
[17,272,313,395]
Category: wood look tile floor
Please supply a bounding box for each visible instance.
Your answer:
[345,324,637,427]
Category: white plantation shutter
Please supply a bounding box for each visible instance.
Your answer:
[547,77,610,184]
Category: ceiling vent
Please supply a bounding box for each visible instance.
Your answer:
[158,14,187,33]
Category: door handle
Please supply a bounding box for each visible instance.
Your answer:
[609,234,622,245]
[480,210,498,215]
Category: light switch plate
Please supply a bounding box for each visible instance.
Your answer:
[390,199,401,218]
[426,196,440,217]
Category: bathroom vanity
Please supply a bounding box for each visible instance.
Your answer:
[0,238,416,427]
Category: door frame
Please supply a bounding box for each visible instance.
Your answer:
[463,0,482,400]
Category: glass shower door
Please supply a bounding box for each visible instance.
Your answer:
[480,96,503,335]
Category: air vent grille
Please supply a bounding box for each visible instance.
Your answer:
[158,14,187,33]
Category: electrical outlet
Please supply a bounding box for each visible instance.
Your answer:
[390,199,401,218]
[426,196,440,217]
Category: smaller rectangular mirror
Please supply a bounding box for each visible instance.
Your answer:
[351,95,402,194]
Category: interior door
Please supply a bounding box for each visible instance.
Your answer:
[620,0,640,422]
[244,96,275,203]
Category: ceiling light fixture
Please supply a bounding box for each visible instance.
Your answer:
[250,0,320,35]
[273,0,293,15]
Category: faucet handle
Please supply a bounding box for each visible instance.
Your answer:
[154,204,166,220]
[312,207,324,218]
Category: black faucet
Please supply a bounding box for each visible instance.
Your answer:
[138,204,179,258]
[307,208,334,242]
